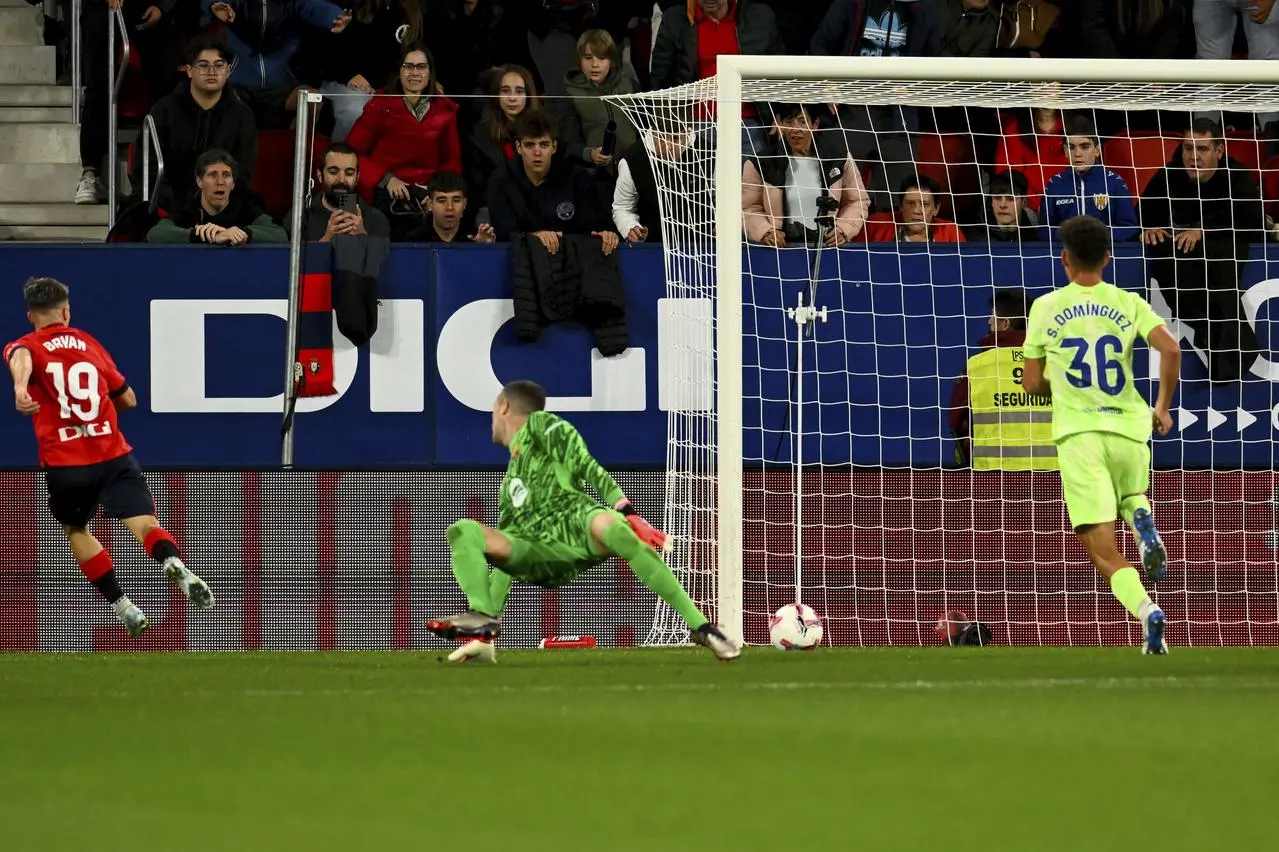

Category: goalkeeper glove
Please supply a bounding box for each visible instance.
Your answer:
[617,501,670,552]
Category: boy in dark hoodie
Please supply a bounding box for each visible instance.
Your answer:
[1038,115,1139,244]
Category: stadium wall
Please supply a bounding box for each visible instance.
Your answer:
[0,243,1276,469]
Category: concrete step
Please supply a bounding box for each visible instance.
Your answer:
[0,203,110,226]
[0,46,54,85]
[0,105,73,122]
[0,84,73,106]
[0,224,105,242]
[0,163,86,202]
[0,121,78,163]
[0,5,41,46]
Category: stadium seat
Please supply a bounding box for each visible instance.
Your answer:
[1224,131,1263,182]
[1102,134,1179,198]
[914,132,980,218]
[251,129,332,219]
[1261,154,1279,217]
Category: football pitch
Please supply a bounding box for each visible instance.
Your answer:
[2,648,1276,851]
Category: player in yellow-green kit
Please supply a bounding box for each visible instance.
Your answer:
[1021,216,1182,654]
[425,380,740,662]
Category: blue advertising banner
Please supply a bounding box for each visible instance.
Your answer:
[0,243,1275,469]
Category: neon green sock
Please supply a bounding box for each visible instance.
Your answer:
[602,520,708,630]
[446,520,494,616]
[1120,495,1152,531]
[488,569,513,616]
[1109,566,1153,620]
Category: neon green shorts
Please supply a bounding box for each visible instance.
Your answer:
[1057,431,1150,530]
[495,507,618,587]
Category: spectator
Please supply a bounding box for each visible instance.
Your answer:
[1193,0,1279,134]
[286,143,392,241]
[423,0,501,99]
[1140,119,1264,382]
[994,108,1068,218]
[650,0,785,152]
[306,0,424,143]
[741,103,870,247]
[204,0,350,129]
[864,175,966,242]
[1038,116,1139,244]
[968,170,1035,242]
[487,109,619,256]
[613,111,706,245]
[949,289,1055,470]
[937,0,1000,57]
[74,0,187,204]
[466,64,542,223]
[345,43,461,219]
[404,171,496,242]
[1080,0,1194,59]
[147,150,286,244]
[557,30,640,169]
[810,0,941,213]
[134,35,258,213]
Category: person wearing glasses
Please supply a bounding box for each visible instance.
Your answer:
[127,34,258,213]
[344,43,462,238]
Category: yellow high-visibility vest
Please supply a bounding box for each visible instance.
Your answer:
[967,346,1057,471]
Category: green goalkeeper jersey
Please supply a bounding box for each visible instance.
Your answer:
[499,410,626,534]
[1023,281,1166,444]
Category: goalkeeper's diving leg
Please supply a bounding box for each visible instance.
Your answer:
[427,512,740,662]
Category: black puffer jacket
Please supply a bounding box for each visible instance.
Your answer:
[512,232,628,356]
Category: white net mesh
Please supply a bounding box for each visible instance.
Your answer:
[610,69,1279,648]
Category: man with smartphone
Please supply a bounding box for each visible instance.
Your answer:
[286,143,391,242]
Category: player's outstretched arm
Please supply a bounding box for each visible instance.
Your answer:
[5,345,38,415]
[1147,325,1180,436]
[1021,356,1050,396]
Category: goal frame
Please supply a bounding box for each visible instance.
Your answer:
[713,56,1279,645]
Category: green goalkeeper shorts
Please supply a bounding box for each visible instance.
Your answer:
[1057,431,1150,530]
[496,507,619,587]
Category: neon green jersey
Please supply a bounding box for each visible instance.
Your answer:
[1023,281,1165,444]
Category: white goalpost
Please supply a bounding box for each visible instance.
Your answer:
[610,57,1279,649]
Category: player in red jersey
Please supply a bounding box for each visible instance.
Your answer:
[5,277,213,638]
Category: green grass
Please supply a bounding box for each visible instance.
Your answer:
[2,648,1276,851]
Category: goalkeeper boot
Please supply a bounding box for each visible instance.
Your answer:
[1131,508,1167,582]
[692,623,741,661]
[1142,608,1169,655]
[115,600,149,639]
[447,638,497,664]
[163,556,215,611]
[425,610,501,641]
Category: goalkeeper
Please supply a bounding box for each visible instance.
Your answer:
[1021,215,1180,654]
[426,380,740,663]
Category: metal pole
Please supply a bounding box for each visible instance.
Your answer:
[281,92,317,467]
[106,9,129,230]
[792,291,806,605]
[70,0,81,122]
[142,130,149,205]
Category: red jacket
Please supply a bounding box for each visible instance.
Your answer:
[860,211,966,243]
[346,94,462,198]
[994,114,1067,214]
[949,328,1026,464]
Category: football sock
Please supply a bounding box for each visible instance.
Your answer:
[143,527,181,563]
[79,550,124,604]
[488,569,513,616]
[446,520,494,616]
[1119,495,1152,531]
[602,520,708,630]
[1109,566,1154,621]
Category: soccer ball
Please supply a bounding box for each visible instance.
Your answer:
[768,603,823,650]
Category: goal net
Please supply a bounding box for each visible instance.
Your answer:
[608,57,1279,648]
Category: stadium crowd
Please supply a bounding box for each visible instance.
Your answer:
[46,0,1276,253]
